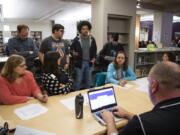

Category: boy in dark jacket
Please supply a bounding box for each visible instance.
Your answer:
[99,33,124,71]
[71,21,97,90]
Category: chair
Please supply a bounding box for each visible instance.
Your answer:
[95,72,107,87]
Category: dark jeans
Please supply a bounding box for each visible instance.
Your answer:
[74,61,92,90]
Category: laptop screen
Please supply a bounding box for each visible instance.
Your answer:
[88,87,117,112]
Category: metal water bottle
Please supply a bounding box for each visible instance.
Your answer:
[75,93,84,119]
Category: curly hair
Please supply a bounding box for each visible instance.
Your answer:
[77,21,92,33]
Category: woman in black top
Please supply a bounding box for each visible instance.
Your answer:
[42,51,73,96]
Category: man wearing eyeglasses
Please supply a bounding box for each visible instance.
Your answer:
[101,62,180,135]
[39,24,70,70]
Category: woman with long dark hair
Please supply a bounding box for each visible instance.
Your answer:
[162,52,176,62]
[42,51,73,96]
[106,51,136,86]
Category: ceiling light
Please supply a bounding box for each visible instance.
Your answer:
[136,0,141,9]
[140,15,154,21]
[173,16,180,22]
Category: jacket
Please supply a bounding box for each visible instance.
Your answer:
[98,42,124,70]
[70,35,97,68]
[106,63,136,85]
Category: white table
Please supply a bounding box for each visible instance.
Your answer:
[131,77,149,93]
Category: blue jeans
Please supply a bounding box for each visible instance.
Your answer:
[74,61,92,90]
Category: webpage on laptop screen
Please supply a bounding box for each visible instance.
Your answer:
[89,88,116,111]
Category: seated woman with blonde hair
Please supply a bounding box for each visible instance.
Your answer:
[106,51,136,86]
[0,55,48,105]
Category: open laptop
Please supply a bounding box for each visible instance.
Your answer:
[87,86,122,125]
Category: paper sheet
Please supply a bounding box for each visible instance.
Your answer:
[14,104,48,120]
[132,77,148,93]
[119,83,134,89]
[60,94,88,111]
[14,125,56,135]
[112,83,134,90]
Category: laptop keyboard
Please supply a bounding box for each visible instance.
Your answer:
[96,112,103,119]
[98,108,120,117]
[95,109,122,125]
[96,109,113,119]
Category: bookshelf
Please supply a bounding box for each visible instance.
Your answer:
[107,15,130,54]
[134,48,180,78]
[11,31,42,42]
[11,31,18,37]
[30,31,42,48]
[0,31,3,46]
[0,31,4,54]
[30,31,42,42]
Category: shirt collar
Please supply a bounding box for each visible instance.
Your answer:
[153,97,180,110]
[51,35,62,42]
[16,35,27,40]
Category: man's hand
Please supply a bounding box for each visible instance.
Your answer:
[101,110,115,125]
[72,51,78,56]
[57,48,64,59]
[101,110,118,135]
[112,106,135,120]
[64,63,69,70]
[91,58,96,64]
